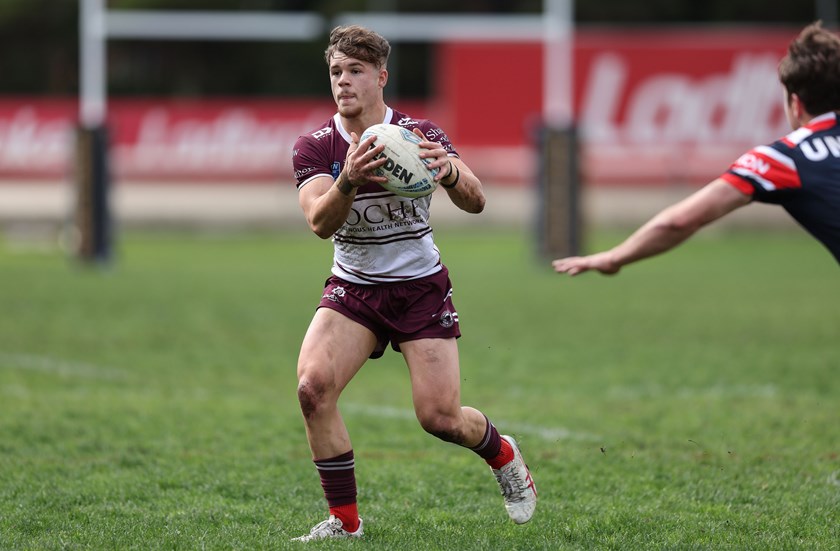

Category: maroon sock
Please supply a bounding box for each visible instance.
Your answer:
[469,415,503,463]
[314,450,359,532]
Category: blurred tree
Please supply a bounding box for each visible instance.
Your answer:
[575,0,818,22]
[0,0,77,95]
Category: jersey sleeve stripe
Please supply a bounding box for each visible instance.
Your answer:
[726,146,802,192]
[782,126,813,147]
[296,172,332,189]
[728,167,776,191]
[754,145,796,169]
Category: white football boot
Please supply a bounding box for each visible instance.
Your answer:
[492,435,537,524]
[291,515,364,542]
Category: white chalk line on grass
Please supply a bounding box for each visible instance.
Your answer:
[0,352,129,381]
[342,402,601,443]
[606,383,779,400]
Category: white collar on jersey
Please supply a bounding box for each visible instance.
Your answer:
[334,106,394,144]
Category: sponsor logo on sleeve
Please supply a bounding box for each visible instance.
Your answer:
[312,127,332,140]
[294,166,316,179]
[425,127,445,140]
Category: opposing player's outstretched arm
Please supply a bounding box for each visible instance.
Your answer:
[299,133,387,239]
[553,179,751,276]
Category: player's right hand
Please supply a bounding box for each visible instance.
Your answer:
[345,132,387,187]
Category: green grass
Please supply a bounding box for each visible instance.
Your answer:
[1,228,838,550]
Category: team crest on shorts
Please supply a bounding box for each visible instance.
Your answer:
[439,309,457,328]
[323,285,346,303]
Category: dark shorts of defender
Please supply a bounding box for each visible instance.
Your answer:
[318,265,461,359]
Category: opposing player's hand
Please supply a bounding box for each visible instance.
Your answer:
[345,131,388,186]
[552,252,621,276]
[412,128,451,180]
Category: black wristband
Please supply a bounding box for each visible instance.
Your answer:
[336,175,354,196]
[441,162,460,189]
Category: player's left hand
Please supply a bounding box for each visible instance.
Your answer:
[412,128,453,181]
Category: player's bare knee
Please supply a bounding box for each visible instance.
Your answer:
[419,413,464,444]
[297,377,331,419]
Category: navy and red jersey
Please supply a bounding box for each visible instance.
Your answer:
[721,111,840,264]
[292,107,458,284]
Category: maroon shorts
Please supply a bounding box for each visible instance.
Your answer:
[317,266,461,359]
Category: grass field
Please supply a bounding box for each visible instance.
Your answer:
[1,228,838,549]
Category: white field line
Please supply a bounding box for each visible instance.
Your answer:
[0,352,129,381]
[606,383,779,400]
[342,402,602,443]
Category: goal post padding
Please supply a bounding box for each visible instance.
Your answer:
[73,124,112,264]
[536,124,582,260]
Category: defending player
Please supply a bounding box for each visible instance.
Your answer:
[553,21,840,276]
[290,25,537,541]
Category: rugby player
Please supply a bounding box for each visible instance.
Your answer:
[291,25,537,542]
[553,21,840,275]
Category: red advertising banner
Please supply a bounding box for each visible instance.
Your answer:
[0,26,799,186]
[573,27,793,184]
[439,27,795,185]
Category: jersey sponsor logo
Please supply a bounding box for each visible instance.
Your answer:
[345,198,422,226]
[294,166,315,179]
[730,146,801,191]
[397,117,418,126]
[425,127,445,141]
[733,152,770,175]
[800,136,840,162]
[331,161,341,179]
[312,127,332,140]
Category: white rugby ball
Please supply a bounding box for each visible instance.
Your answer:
[360,123,439,198]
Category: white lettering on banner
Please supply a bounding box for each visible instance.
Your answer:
[580,53,626,142]
[0,108,69,170]
[581,52,789,145]
[114,108,324,175]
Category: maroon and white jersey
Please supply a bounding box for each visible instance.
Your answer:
[720,111,840,264]
[293,107,459,284]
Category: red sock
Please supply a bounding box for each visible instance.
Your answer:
[330,502,360,533]
[487,437,515,470]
